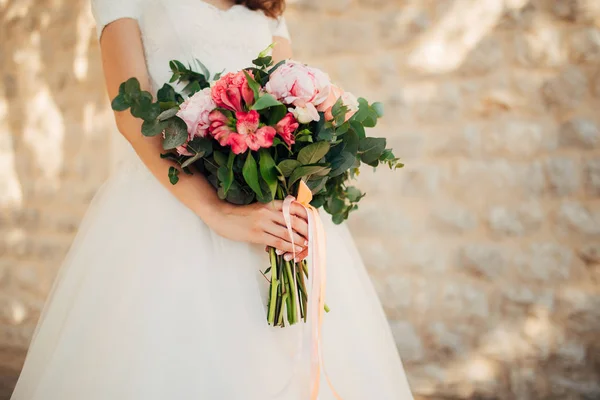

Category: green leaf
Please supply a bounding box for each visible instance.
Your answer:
[187,136,213,157]
[162,117,189,150]
[288,165,330,188]
[359,137,387,164]
[252,56,273,68]
[251,94,284,111]
[298,142,331,165]
[111,94,129,111]
[327,197,345,215]
[194,58,211,79]
[124,77,141,95]
[306,177,328,194]
[311,196,326,209]
[181,153,203,169]
[332,213,346,225]
[372,102,385,117]
[350,120,366,139]
[342,129,359,155]
[267,60,286,75]
[157,84,177,103]
[352,98,370,123]
[243,70,261,103]
[141,119,168,137]
[213,151,227,167]
[218,152,236,196]
[259,149,278,199]
[267,105,288,126]
[296,135,313,143]
[183,81,202,96]
[168,166,180,185]
[329,151,356,177]
[242,152,263,197]
[277,160,301,177]
[346,186,364,202]
[158,107,179,121]
[257,43,275,59]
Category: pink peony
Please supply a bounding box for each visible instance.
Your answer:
[265,61,331,123]
[275,113,299,146]
[175,88,216,155]
[211,71,255,112]
[316,85,359,124]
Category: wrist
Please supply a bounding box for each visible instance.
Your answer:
[197,198,231,227]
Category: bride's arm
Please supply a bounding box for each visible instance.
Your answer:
[272,36,293,63]
[99,20,308,256]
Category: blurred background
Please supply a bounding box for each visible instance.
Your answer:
[1,0,600,398]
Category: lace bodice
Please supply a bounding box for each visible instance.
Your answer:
[91,0,290,172]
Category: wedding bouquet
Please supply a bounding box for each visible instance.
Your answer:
[111,47,403,328]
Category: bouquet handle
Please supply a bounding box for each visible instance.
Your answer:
[282,181,342,400]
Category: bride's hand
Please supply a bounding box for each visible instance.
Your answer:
[209,201,309,260]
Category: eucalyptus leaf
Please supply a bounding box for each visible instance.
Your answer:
[157,84,176,103]
[327,197,346,215]
[298,142,330,165]
[162,118,189,150]
[329,151,356,177]
[342,129,359,156]
[372,102,384,117]
[111,94,129,111]
[168,166,180,185]
[124,77,141,95]
[359,137,386,164]
[158,107,179,121]
[349,120,366,139]
[181,153,203,169]
[141,119,168,137]
[346,186,364,203]
[306,177,328,194]
[187,136,213,157]
[194,58,211,79]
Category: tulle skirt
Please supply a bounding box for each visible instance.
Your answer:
[11,157,413,400]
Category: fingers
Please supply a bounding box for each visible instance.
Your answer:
[263,234,304,254]
[272,213,309,240]
[284,247,308,262]
[264,222,307,249]
[264,201,308,221]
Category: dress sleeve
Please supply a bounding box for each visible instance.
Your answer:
[91,0,141,39]
[269,16,291,41]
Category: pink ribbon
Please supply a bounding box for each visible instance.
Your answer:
[282,181,341,400]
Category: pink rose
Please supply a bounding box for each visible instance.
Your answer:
[265,61,331,122]
[211,71,255,112]
[275,113,299,146]
[175,88,216,155]
[316,85,359,124]
[235,110,276,152]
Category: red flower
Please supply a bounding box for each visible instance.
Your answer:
[211,71,255,112]
[275,113,299,146]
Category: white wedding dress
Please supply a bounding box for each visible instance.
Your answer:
[10,1,414,399]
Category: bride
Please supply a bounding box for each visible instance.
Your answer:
[11,0,414,399]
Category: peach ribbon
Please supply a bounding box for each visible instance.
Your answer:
[282,180,342,400]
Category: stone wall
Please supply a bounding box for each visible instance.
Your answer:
[1,0,600,398]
